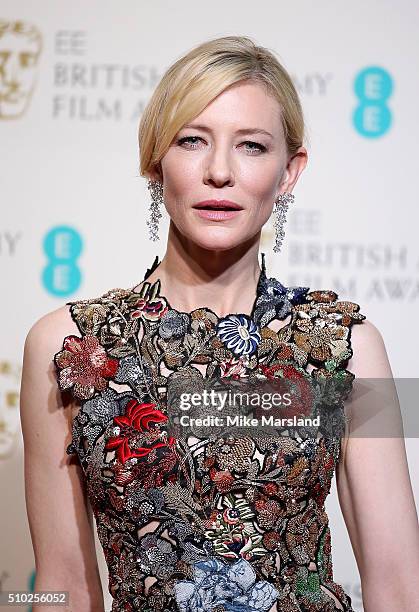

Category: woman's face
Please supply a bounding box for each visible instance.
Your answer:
[154,79,306,251]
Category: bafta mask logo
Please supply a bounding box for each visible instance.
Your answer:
[0,19,42,119]
[0,360,22,458]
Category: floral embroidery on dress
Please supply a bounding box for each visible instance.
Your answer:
[174,557,279,611]
[53,253,366,611]
[55,334,119,400]
[104,399,176,464]
[216,314,261,356]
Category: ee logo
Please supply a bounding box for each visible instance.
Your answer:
[42,226,83,296]
[353,66,393,138]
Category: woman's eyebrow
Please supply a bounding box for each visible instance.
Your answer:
[182,124,273,138]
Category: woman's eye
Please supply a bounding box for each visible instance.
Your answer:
[177,136,266,154]
[243,141,267,154]
[177,136,202,148]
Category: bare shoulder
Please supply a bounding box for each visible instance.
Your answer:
[25,302,79,348]
[347,317,394,378]
[21,303,81,432]
[349,318,384,349]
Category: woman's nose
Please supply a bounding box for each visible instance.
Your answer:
[203,149,235,188]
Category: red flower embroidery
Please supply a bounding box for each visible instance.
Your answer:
[262,482,278,497]
[219,357,247,379]
[209,469,235,493]
[54,334,118,400]
[130,297,168,322]
[256,363,313,418]
[105,399,175,464]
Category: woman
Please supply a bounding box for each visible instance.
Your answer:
[20,36,419,611]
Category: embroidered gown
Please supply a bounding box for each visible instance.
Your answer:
[53,254,366,612]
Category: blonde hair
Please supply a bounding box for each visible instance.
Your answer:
[139,35,305,178]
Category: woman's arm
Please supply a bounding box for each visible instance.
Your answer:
[336,319,419,612]
[20,308,105,612]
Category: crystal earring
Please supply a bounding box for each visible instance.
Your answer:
[272,192,294,253]
[146,179,163,241]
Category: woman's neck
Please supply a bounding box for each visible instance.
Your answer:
[144,226,264,317]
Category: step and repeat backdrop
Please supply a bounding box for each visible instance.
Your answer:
[1,1,418,610]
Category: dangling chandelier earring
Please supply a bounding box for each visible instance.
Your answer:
[146,179,163,241]
[272,192,295,253]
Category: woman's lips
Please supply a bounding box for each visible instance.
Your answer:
[193,208,242,221]
[192,199,243,221]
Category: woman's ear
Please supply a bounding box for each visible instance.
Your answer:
[146,163,163,183]
[278,147,308,193]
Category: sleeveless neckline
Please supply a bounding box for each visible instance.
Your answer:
[131,257,266,321]
[129,252,307,327]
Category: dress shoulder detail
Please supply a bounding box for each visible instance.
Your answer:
[290,288,366,374]
[53,288,132,456]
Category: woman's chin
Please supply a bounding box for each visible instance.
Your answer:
[172,219,256,251]
[187,234,251,252]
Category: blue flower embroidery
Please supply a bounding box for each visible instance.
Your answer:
[174,557,279,612]
[216,315,261,357]
[253,275,309,328]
